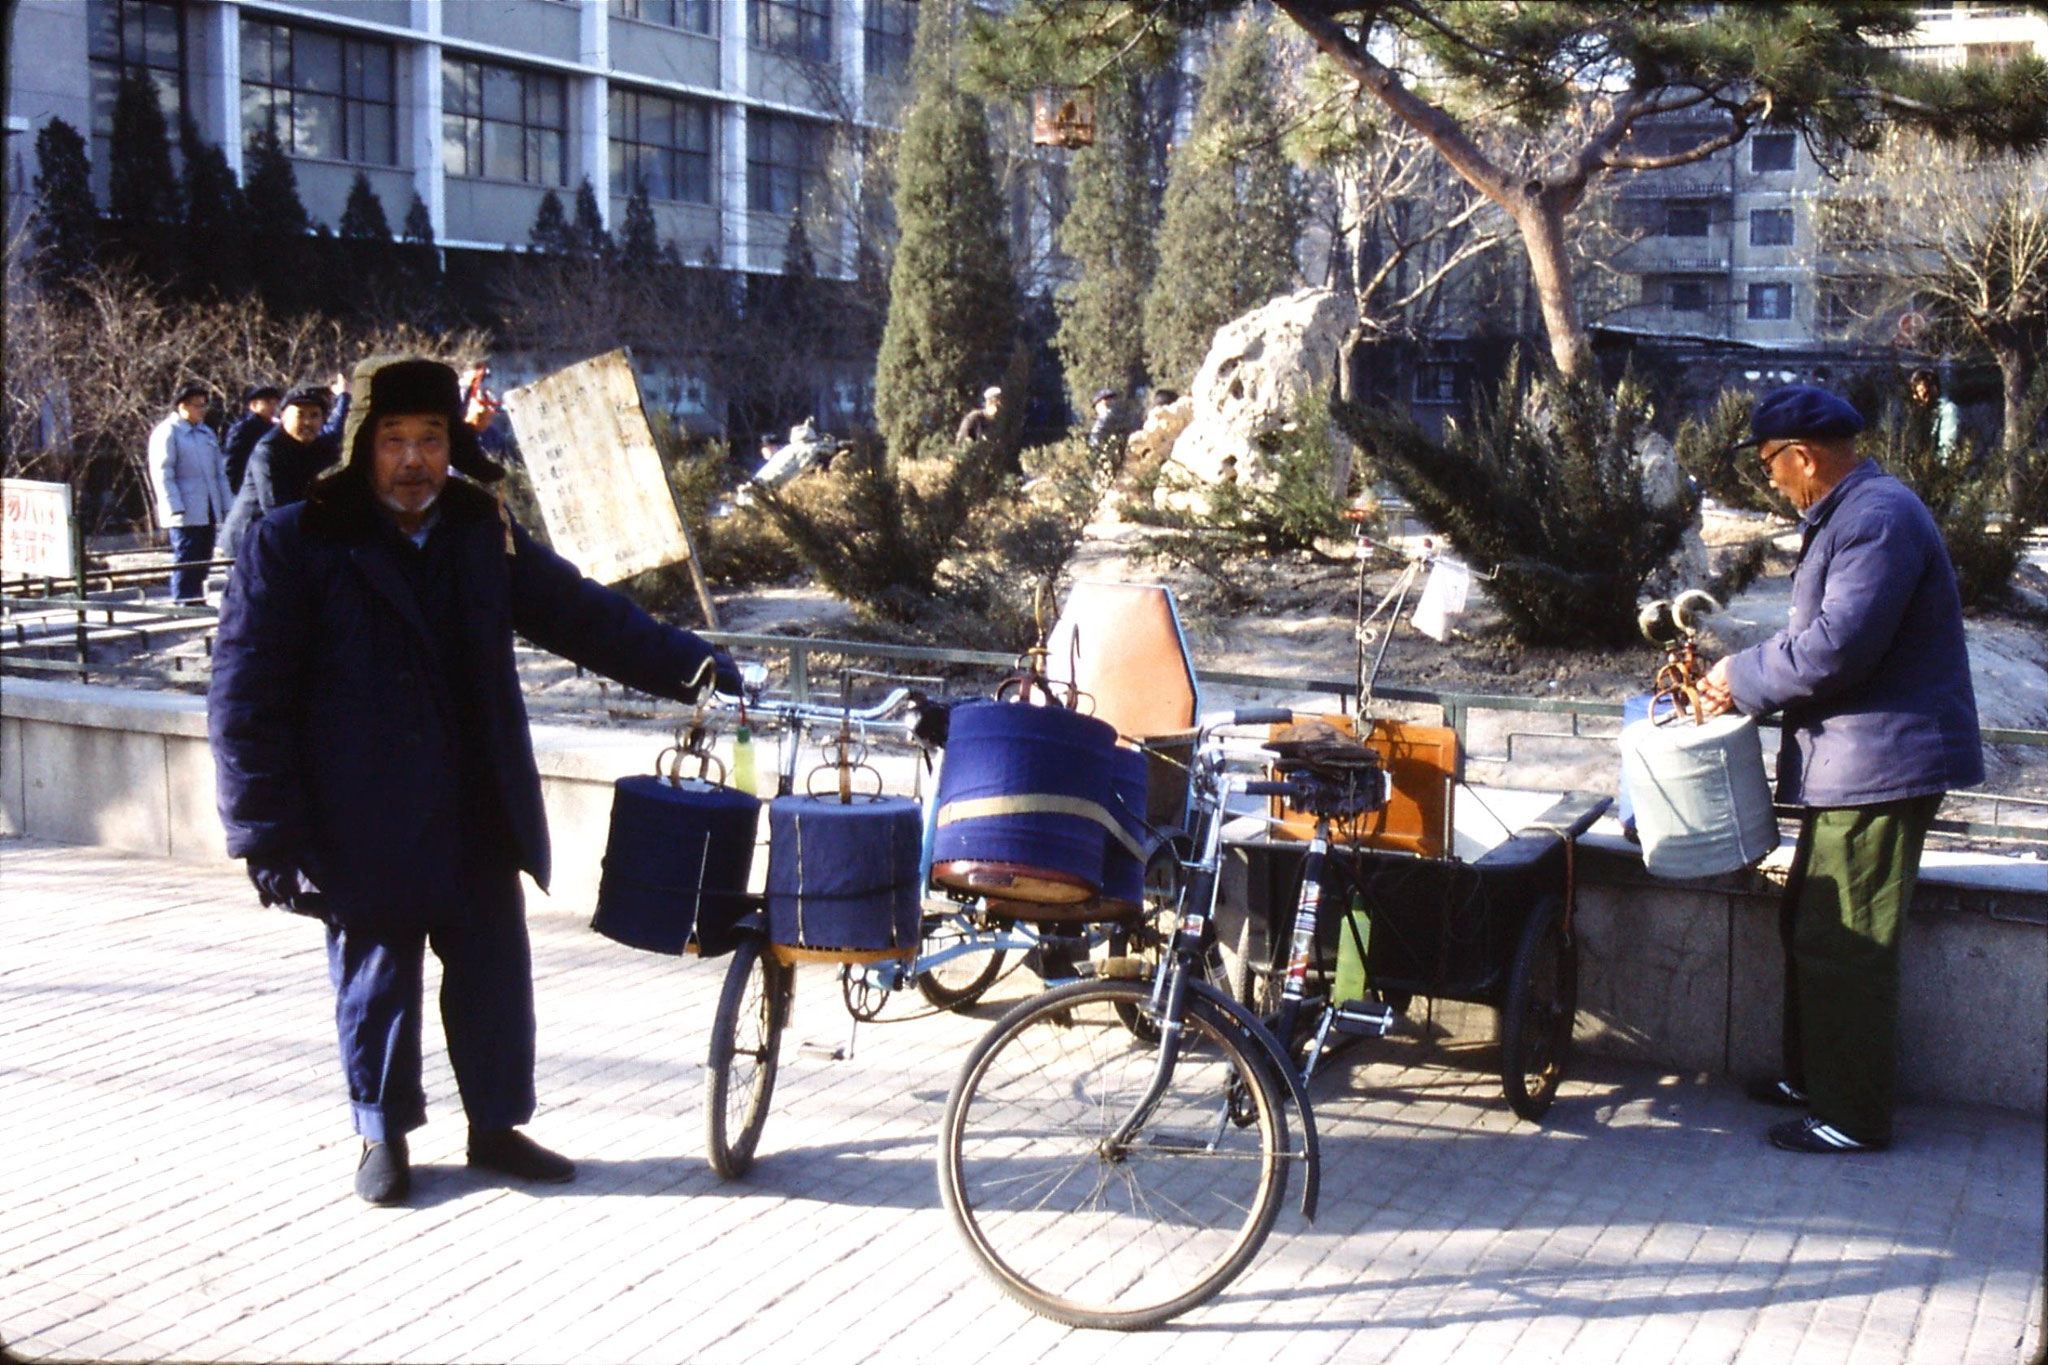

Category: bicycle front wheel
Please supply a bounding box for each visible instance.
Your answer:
[705,935,792,1178]
[938,979,1289,1330]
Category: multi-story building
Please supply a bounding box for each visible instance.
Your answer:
[5,0,922,427]
[1601,1,2048,396]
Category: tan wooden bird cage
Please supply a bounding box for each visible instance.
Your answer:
[1031,87,1096,148]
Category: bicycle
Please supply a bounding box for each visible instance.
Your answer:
[935,706,1329,1330]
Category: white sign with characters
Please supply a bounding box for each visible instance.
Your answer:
[2,478,77,581]
[500,349,695,587]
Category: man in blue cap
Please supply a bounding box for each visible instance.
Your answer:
[1699,385,1982,1154]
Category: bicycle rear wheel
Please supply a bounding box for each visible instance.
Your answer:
[916,909,1005,1010]
[705,935,792,1178]
[938,979,1289,1330]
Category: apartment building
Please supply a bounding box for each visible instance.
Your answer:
[1603,1,2048,391]
[6,0,921,266]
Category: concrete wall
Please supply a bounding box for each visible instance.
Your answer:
[4,677,2043,1115]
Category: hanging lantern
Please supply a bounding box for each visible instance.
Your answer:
[1031,87,1097,149]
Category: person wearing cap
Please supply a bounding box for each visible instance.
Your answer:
[208,355,741,1206]
[219,385,341,560]
[147,382,234,605]
[1086,388,1125,457]
[223,384,284,495]
[1698,384,1982,1155]
[956,385,1005,444]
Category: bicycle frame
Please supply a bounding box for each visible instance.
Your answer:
[1115,714,1328,1220]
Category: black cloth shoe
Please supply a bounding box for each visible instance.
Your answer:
[1744,1077,1809,1108]
[467,1127,575,1183]
[354,1136,410,1205]
[1768,1115,1889,1154]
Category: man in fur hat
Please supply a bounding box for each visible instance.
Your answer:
[209,356,739,1205]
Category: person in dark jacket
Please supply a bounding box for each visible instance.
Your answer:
[1699,385,1983,1155]
[223,384,282,494]
[209,355,739,1206]
[219,386,341,559]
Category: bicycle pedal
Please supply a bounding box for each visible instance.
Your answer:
[799,1039,849,1061]
[1330,1001,1398,1037]
[1096,956,1149,980]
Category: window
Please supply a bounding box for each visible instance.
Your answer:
[1750,132,1795,172]
[1749,208,1794,247]
[1664,201,1711,237]
[1413,363,1460,403]
[443,59,568,186]
[747,112,827,213]
[1747,282,1794,320]
[1668,279,1709,313]
[610,88,713,203]
[609,0,712,35]
[749,0,832,62]
[865,0,916,78]
[1819,279,1878,332]
[1817,197,1886,252]
[241,20,397,165]
[88,0,183,161]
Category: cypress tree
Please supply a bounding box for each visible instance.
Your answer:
[617,177,661,274]
[873,0,1018,460]
[29,118,97,290]
[1054,76,1158,414]
[243,120,312,311]
[528,190,572,255]
[1141,17,1301,389]
[106,72,181,268]
[571,176,611,259]
[338,172,391,240]
[177,116,249,297]
[402,193,435,247]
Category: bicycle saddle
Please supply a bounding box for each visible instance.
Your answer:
[1262,720,1382,776]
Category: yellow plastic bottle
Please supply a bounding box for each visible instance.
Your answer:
[730,724,757,795]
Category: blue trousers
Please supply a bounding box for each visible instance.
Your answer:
[324,865,535,1142]
[167,524,214,603]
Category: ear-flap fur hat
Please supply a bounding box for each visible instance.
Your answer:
[341,355,503,483]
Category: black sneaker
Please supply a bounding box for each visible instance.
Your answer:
[1768,1115,1888,1154]
[467,1128,575,1183]
[355,1136,411,1205]
[1744,1077,1809,1108]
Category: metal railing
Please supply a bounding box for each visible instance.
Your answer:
[2,619,2041,846]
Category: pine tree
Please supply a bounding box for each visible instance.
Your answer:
[29,118,97,290]
[1141,17,1301,389]
[873,0,1019,460]
[617,177,661,273]
[338,172,391,240]
[106,72,181,267]
[1054,75,1158,414]
[178,116,249,297]
[528,190,572,255]
[571,177,611,259]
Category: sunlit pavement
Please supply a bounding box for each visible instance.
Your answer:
[2,836,2041,1365]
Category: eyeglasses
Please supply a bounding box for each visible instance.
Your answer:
[1756,441,1800,472]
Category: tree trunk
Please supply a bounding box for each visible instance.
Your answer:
[1990,342,2037,513]
[1517,198,1594,380]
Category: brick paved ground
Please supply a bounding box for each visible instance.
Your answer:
[2,837,2041,1365]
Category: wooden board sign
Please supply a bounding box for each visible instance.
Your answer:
[500,349,695,587]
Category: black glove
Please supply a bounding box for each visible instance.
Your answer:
[247,856,323,913]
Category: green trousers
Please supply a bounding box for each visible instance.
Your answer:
[1777,793,1942,1145]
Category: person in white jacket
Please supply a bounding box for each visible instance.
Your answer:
[148,383,233,603]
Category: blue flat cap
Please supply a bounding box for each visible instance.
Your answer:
[1734,385,1865,449]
